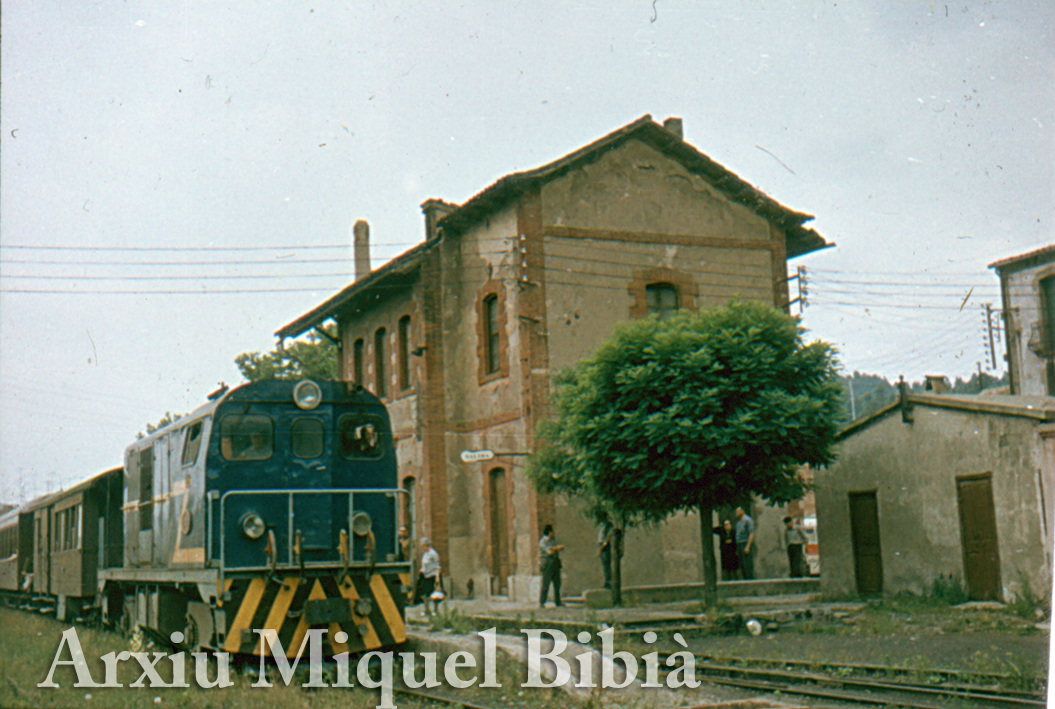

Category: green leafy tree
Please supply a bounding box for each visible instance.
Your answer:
[529,301,843,607]
[137,411,184,439]
[235,329,339,382]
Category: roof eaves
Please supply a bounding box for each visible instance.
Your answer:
[23,467,123,512]
[275,239,434,340]
[989,243,1055,274]
[839,394,1055,442]
[837,402,900,440]
[908,393,1055,421]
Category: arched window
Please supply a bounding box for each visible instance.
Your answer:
[646,282,679,320]
[353,338,364,387]
[374,328,387,397]
[398,316,412,392]
[484,294,500,375]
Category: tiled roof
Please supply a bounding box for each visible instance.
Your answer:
[439,114,830,259]
[989,243,1055,273]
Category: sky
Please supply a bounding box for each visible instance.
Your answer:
[1,1,1052,502]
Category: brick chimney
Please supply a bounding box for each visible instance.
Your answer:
[353,219,370,281]
[663,117,683,140]
[421,199,458,241]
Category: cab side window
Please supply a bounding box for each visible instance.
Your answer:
[181,420,205,466]
[337,414,385,460]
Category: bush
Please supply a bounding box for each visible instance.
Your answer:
[931,574,968,605]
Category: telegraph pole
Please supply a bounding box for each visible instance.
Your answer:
[985,303,997,370]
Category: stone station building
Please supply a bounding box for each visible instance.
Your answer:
[277,115,831,600]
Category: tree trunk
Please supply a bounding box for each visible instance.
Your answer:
[699,496,718,608]
[611,524,624,606]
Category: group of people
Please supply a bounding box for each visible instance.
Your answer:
[714,507,809,580]
[399,525,445,617]
[405,508,809,615]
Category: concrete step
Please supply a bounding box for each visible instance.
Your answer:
[584,578,821,608]
[722,593,821,608]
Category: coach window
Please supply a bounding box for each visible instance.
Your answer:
[291,417,324,458]
[646,282,679,320]
[337,414,385,460]
[374,328,387,398]
[398,316,412,392]
[54,505,80,551]
[353,338,365,387]
[220,414,274,461]
[181,420,204,466]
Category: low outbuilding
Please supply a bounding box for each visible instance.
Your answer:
[815,389,1055,603]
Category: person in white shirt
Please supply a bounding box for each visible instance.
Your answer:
[418,537,442,616]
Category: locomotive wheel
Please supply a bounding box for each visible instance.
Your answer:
[129,625,145,653]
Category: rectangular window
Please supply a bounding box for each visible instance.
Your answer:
[485,294,500,375]
[1042,277,1055,352]
[181,420,204,466]
[398,316,412,391]
[220,414,274,461]
[139,448,153,531]
[353,338,364,386]
[1043,277,1055,396]
[646,282,679,320]
[291,417,324,459]
[374,328,387,397]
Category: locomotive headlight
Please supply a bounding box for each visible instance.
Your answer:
[351,512,372,537]
[240,512,267,540]
[293,380,322,410]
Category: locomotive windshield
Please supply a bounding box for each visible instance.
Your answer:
[220,414,274,461]
[290,417,324,458]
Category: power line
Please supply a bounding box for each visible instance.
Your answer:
[0,243,421,252]
[0,271,358,281]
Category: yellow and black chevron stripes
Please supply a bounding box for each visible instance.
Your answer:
[221,572,406,657]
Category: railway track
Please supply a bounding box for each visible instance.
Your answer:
[689,661,1045,708]
[5,597,1045,709]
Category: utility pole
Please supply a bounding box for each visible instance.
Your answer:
[848,377,857,420]
[979,303,995,371]
[786,265,809,315]
[980,303,1003,372]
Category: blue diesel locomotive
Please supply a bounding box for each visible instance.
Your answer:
[2,379,410,659]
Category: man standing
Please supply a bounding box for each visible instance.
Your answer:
[597,520,613,590]
[735,507,755,580]
[396,525,411,563]
[539,524,564,608]
[783,516,807,578]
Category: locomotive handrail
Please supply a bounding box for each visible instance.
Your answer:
[218,487,409,586]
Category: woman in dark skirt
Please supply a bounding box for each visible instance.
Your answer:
[713,519,740,581]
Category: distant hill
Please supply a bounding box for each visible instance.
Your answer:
[839,371,1009,422]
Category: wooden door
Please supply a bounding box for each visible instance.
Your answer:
[849,491,883,595]
[489,468,510,595]
[957,475,1001,600]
